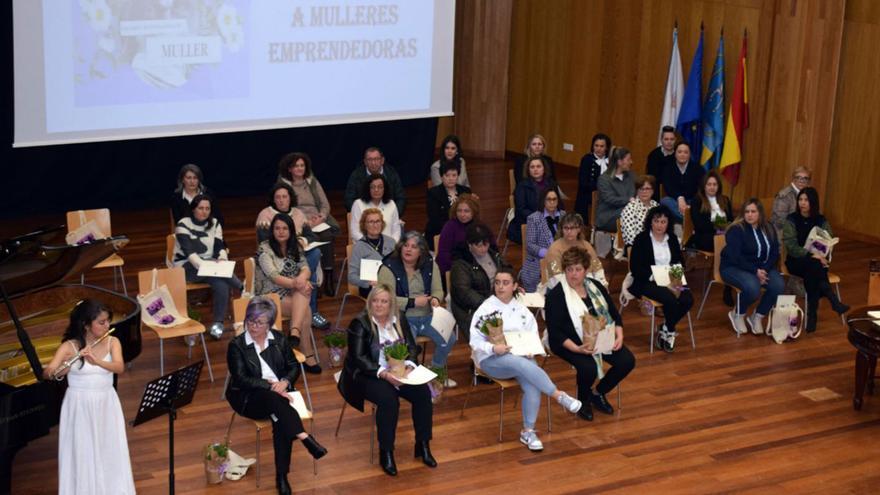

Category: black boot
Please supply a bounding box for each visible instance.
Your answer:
[590,391,614,415]
[323,268,335,296]
[414,440,438,467]
[302,435,327,459]
[577,402,594,421]
[805,300,818,333]
[819,279,850,315]
[379,449,397,476]
[276,473,292,495]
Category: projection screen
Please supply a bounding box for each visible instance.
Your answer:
[12,0,455,147]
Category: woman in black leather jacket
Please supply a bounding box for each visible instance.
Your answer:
[337,284,437,476]
[226,297,327,495]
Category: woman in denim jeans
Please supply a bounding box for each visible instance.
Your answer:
[720,198,784,336]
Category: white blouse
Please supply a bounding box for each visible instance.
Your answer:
[651,233,672,267]
[468,295,538,366]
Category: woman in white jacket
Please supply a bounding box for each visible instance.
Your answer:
[469,268,582,452]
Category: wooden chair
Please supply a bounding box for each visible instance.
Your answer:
[681,211,715,294]
[334,213,353,297]
[589,190,599,244]
[66,209,127,295]
[696,235,742,337]
[434,234,440,256]
[499,195,515,254]
[508,169,515,194]
[164,235,210,292]
[242,257,256,295]
[459,366,552,442]
[540,258,549,285]
[168,209,176,234]
[540,341,621,410]
[520,224,528,271]
[137,267,214,381]
[779,243,845,325]
[333,371,379,464]
[626,257,696,353]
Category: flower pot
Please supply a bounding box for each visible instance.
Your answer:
[204,460,227,484]
[429,380,444,404]
[328,346,345,367]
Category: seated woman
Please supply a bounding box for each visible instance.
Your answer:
[469,268,582,451]
[226,296,327,495]
[437,194,488,273]
[172,194,242,339]
[688,170,733,252]
[377,232,457,382]
[426,161,472,243]
[574,133,612,222]
[660,141,705,222]
[509,156,562,244]
[171,163,223,226]
[349,208,396,298]
[430,134,471,187]
[594,147,636,234]
[338,285,436,476]
[629,206,693,353]
[278,152,340,294]
[783,187,849,332]
[545,247,636,421]
[720,198,785,336]
[450,223,511,339]
[521,188,563,292]
[544,213,606,286]
[349,174,402,243]
[255,214,321,373]
[513,133,556,185]
[620,175,659,253]
[256,183,328,330]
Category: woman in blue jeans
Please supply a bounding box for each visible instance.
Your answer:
[720,198,784,336]
[377,232,457,385]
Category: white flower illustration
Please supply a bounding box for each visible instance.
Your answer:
[216,4,239,38]
[86,0,112,33]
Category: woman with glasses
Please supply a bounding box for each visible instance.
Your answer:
[771,166,812,233]
[349,208,396,298]
[521,188,564,292]
[620,175,659,255]
[226,296,327,495]
[349,174,402,243]
[544,213,606,285]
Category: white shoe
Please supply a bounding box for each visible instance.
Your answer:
[444,377,458,389]
[728,310,748,335]
[519,429,544,451]
[746,313,765,335]
[556,391,582,413]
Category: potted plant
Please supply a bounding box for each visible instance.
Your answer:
[381,339,409,378]
[203,441,229,484]
[667,264,685,298]
[428,366,448,404]
[323,330,347,368]
[712,215,729,233]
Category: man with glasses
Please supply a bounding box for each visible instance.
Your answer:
[771,166,812,233]
[344,146,407,215]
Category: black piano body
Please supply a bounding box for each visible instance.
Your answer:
[0,226,141,495]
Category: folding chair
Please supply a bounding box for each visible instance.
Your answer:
[67,209,127,295]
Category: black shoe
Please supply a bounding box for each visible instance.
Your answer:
[832,301,851,315]
[303,362,322,374]
[289,331,301,348]
[323,269,335,297]
[276,473,292,495]
[577,403,594,421]
[379,449,397,476]
[414,441,438,468]
[590,391,614,415]
[302,435,327,459]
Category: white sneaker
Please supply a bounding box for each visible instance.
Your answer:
[556,391,582,413]
[444,377,458,389]
[728,310,748,335]
[519,429,544,451]
[746,313,765,335]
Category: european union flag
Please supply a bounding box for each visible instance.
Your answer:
[677,28,704,162]
[701,32,725,170]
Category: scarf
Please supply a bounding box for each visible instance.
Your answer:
[556,274,615,377]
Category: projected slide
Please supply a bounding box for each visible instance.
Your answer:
[13,0,454,146]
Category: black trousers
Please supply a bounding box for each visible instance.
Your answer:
[238,389,305,474]
[553,344,635,399]
[358,377,433,452]
[638,282,694,332]
[785,256,829,301]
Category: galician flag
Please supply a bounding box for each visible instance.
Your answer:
[719,32,749,186]
[700,30,725,170]
[658,25,684,145]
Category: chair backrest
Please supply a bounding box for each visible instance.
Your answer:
[346,244,361,298]
[445,270,452,300]
[712,234,726,283]
[521,224,527,269]
[426,179,433,190]
[589,191,598,227]
[165,234,176,268]
[169,209,176,234]
[137,267,188,313]
[508,169,515,194]
[66,208,113,237]
[682,209,695,247]
[433,234,440,255]
[232,293,284,330]
[778,241,789,275]
[615,217,625,256]
[244,257,256,294]
[540,258,548,284]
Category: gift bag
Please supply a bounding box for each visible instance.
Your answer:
[137,269,190,328]
[805,227,839,259]
[580,313,607,350]
[767,295,803,344]
[486,321,507,346]
[65,210,107,246]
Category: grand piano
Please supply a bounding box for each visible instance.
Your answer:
[0,226,141,495]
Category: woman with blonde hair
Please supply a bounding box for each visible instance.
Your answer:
[514,133,556,184]
[338,285,436,476]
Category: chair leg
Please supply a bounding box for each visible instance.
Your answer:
[255,423,262,488]
[159,338,165,375]
[334,402,346,437]
[118,266,128,296]
[334,293,351,330]
[334,257,348,297]
[696,280,716,319]
[649,306,656,354]
[300,363,313,412]
[687,311,696,349]
[311,417,317,475]
[836,284,845,325]
[617,384,622,410]
[309,326,321,365]
[498,388,505,443]
[370,405,376,465]
[200,333,215,382]
[546,394,552,432]
[459,372,476,418]
[220,371,231,400]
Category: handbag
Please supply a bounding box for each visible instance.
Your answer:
[136,269,190,328]
[65,210,107,246]
[767,295,803,344]
[804,226,839,259]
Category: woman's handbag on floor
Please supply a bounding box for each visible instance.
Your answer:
[767,295,803,344]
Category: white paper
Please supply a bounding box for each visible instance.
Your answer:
[592,327,616,355]
[396,365,438,385]
[197,260,236,278]
[504,331,546,356]
[311,222,331,233]
[286,391,312,419]
[430,306,456,343]
[304,241,329,251]
[518,292,545,308]
[359,259,382,282]
[867,310,880,319]
[651,264,687,287]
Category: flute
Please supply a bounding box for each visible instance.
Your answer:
[50,327,116,381]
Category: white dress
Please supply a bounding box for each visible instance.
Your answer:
[58,343,136,494]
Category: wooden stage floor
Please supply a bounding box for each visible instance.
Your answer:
[4,158,880,494]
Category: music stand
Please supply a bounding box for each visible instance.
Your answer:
[132,361,203,495]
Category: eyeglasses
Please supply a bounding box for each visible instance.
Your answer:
[794,175,811,182]
[562,225,580,231]
[247,319,270,328]
[639,186,654,191]
[366,219,383,224]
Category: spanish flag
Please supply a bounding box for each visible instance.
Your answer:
[719,32,749,186]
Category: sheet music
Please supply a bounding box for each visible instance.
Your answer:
[311,222,331,233]
[518,292,545,308]
[503,331,546,356]
[651,264,687,287]
[396,365,438,385]
[197,260,236,278]
[430,306,456,343]
[359,259,382,282]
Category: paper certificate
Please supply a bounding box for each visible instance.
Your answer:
[518,292,545,308]
[359,259,382,282]
[311,222,331,233]
[286,391,312,419]
[304,241,329,251]
[503,331,546,356]
[396,365,438,385]
[430,306,456,343]
[197,260,235,278]
[651,265,687,287]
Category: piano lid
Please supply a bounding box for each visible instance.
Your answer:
[0,226,128,298]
